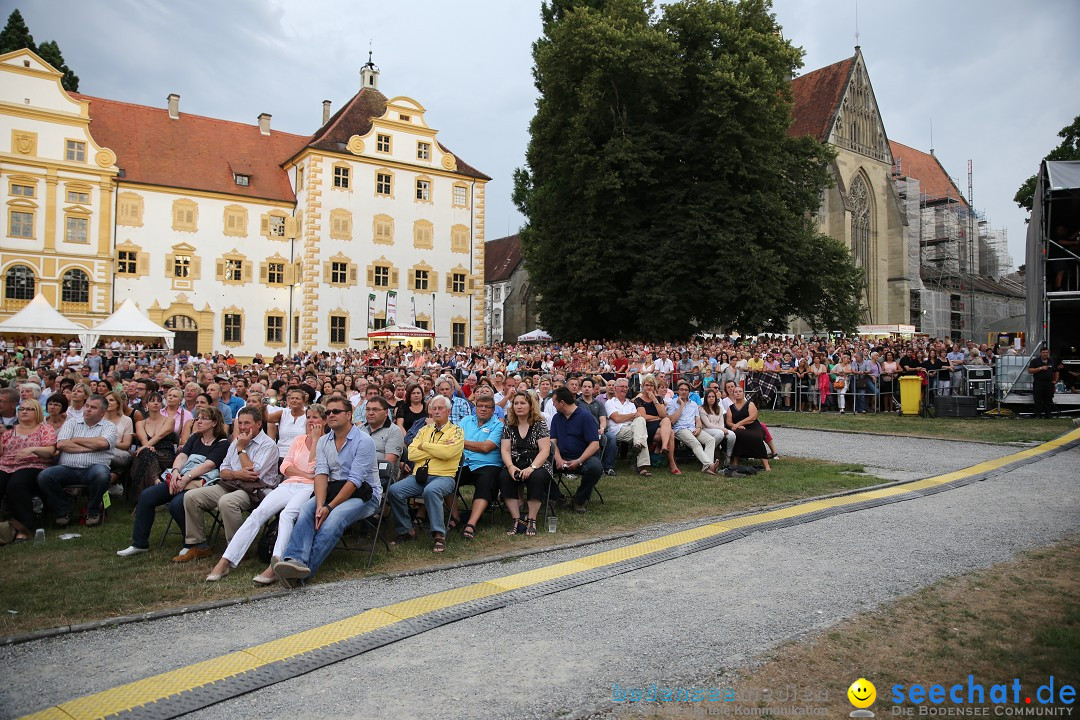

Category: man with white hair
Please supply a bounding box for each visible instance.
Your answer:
[387,395,464,553]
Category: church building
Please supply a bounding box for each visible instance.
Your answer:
[789,47,911,327]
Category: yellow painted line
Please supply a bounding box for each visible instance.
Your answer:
[20,427,1080,720]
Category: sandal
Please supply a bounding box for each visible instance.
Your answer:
[507,518,527,536]
[462,523,476,540]
[636,467,653,477]
[525,518,537,537]
[448,514,461,530]
[432,536,446,553]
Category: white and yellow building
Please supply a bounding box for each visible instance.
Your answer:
[0,50,489,355]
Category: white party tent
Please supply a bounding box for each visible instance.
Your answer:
[79,298,175,350]
[0,294,86,337]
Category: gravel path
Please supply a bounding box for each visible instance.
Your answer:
[1,433,1072,720]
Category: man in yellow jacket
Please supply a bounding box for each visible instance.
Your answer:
[388,395,464,553]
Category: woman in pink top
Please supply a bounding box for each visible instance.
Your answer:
[206,404,327,583]
[0,399,57,542]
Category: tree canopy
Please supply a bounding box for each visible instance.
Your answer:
[1014,114,1080,212]
[513,0,864,340]
[0,10,80,92]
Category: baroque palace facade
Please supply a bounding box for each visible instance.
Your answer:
[0,49,489,354]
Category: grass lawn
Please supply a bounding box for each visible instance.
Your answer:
[760,409,1074,445]
[732,540,1080,714]
[599,540,1080,717]
[1,456,869,637]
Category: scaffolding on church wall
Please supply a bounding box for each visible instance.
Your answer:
[891,155,1017,340]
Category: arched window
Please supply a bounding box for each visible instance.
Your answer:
[165,315,198,331]
[4,265,35,300]
[850,174,873,317]
[61,268,90,304]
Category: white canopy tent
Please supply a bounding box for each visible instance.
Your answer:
[0,294,86,338]
[517,328,552,343]
[358,323,437,343]
[80,298,175,350]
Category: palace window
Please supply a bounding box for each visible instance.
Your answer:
[65,215,89,243]
[65,140,86,162]
[376,171,393,196]
[9,210,33,238]
[117,250,138,276]
[61,269,90,304]
[4,265,35,300]
[415,178,431,202]
[333,164,350,189]
[223,314,243,344]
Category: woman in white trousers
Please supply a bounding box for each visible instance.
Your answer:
[206,405,326,583]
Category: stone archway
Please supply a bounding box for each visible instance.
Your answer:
[148,295,214,355]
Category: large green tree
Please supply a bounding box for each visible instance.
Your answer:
[0,9,34,54]
[1014,114,1080,211]
[0,10,79,91]
[37,40,79,92]
[514,0,864,339]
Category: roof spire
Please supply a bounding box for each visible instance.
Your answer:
[854,0,860,49]
[360,44,380,90]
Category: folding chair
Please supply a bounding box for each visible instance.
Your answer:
[156,509,223,550]
[439,460,465,548]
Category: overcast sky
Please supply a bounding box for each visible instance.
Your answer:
[10,0,1077,267]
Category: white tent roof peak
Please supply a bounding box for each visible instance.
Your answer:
[80,298,175,349]
[0,294,87,335]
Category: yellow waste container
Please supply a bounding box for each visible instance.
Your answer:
[899,375,922,416]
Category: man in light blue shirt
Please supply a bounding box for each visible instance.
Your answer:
[274,395,380,587]
[854,351,879,413]
[946,347,967,395]
[666,381,719,475]
[454,393,504,538]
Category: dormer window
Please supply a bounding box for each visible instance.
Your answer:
[399,114,411,122]
[234,174,250,187]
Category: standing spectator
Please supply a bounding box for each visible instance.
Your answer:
[1028,347,1057,419]
[37,394,116,527]
[269,387,308,462]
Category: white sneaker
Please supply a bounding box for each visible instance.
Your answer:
[108,484,124,497]
[117,546,148,557]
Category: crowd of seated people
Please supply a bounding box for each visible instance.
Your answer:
[0,330,1031,580]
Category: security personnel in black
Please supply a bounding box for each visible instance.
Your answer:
[1027,347,1057,419]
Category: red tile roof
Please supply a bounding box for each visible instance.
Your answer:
[890,140,968,207]
[305,87,490,181]
[72,93,309,203]
[484,234,522,283]
[788,56,855,142]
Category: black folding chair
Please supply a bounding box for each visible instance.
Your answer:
[156,508,223,550]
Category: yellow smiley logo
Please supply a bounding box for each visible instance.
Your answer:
[848,678,876,709]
